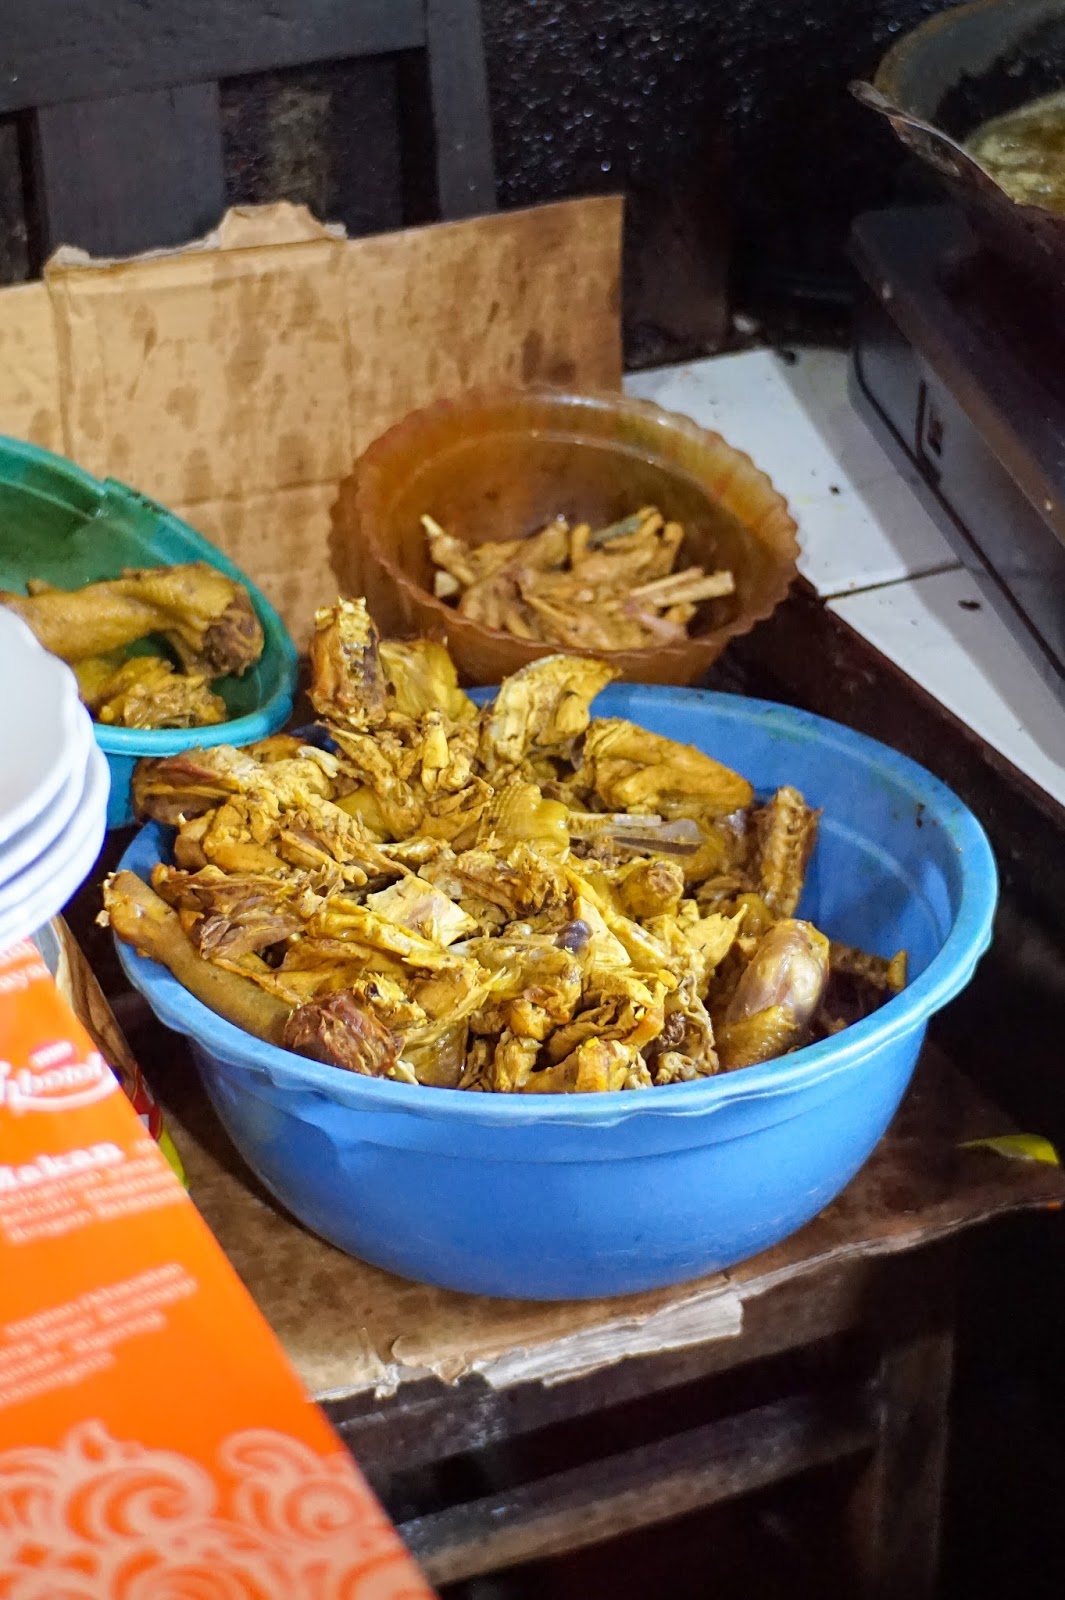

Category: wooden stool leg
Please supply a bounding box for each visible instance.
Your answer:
[847,1312,955,1597]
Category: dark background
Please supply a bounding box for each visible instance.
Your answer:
[0,0,958,364]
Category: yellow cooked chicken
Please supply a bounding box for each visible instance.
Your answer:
[77,655,226,728]
[423,505,735,650]
[1,562,263,729]
[103,599,906,1092]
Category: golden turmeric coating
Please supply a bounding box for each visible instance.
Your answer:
[103,597,905,1091]
[2,561,263,728]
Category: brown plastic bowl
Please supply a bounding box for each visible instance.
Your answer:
[331,387,799,687]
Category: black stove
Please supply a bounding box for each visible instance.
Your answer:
[849,203,1065,696]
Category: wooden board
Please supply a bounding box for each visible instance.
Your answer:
[0,0,424,114]
[31,85,228,259]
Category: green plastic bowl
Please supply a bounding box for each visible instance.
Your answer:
[0,435,298,828]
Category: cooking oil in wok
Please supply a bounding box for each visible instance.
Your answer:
[966,88,1065,214]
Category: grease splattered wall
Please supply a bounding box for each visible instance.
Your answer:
[0,0,960,362]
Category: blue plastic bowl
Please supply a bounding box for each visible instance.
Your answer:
[0,434,298,828]
[115,687,997,1300]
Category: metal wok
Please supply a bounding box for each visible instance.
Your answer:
[856,0,1065,301]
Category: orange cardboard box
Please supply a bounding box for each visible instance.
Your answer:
[0,938,434,1598]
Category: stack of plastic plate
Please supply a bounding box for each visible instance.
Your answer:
[0,609,109,952]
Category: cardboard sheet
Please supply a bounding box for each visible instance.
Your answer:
[0,197,623,644]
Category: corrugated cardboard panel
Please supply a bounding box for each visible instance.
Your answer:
[47,239,354,505]
[0,283,63,451]
[186,483,338,646]
[341,196,623,454]
[0,195,622,644]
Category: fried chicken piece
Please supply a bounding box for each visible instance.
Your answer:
[329,726,426,838]
[138,740,396,884]
[422,844,566,920]
[525,1038,637,1093]
[366,876,476,946]
[426,719,479,794]
[249,734,308,763]
[133,745,267,823]
[258,942,403,1007]
[483,780,571,853]
[281,991,398,1076]
[417,778,493,849]
[191,783,393,887]
[582,719,753,819]
[489,1031,541,1092]
[643,905,742,996]
[829,942,907,995]
[402,1020,470,1088]
[274,795,398,882]
[2,562,263,675]
[138,743,337,830]
[567,812,705,861]
[653,1051,710,1084]
[309,598,387,728]
[73,652,125,706]
[308,896,467,972]
[411,964,502,1029]
[378,637,477,723]
[616,858,685,920]
[79,654,226,729]
[466,940,584,1042]
[481,654,619,771]
[814,942,908,1034]
[190,797,290,876]
[342,974,426,1032]
[150,864,310,961]
[716,918,830,1069]
[753,786,820,917]
[649,976,718,1078]
[541,975,667,1065]
[101,871,291,1044]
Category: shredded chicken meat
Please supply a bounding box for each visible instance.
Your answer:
[103,598,906,1091]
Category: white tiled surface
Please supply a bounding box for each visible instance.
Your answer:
[627,348,1065,808]
[625,349,958,598]
[830,570,1065,810]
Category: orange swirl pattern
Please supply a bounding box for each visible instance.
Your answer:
[0,1422,428,1599]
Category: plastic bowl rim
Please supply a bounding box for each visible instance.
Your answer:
[115,685,998,1128]
[0,434,300,757]
[349,383,801,666]
[89,517,298,758]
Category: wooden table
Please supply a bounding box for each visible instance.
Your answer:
[73,867,1062,1599]
[64,564,1065,1597]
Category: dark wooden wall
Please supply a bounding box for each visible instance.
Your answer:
[0,0,960,364]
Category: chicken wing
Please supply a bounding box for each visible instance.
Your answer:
[583,718,753,818]
[2,562,262,676]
